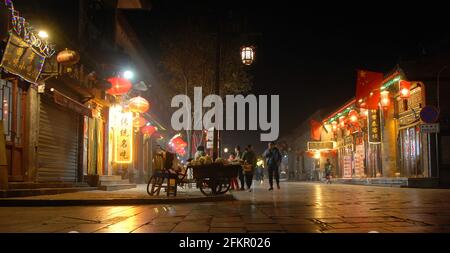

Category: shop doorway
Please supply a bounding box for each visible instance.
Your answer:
[1,79,26,182]
[398,125,427,177]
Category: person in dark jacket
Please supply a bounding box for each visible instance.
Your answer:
[234,145,245,190]
[263,142,282,191]
[242,145,257,192]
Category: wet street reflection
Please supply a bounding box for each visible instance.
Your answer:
[1,182,450,233]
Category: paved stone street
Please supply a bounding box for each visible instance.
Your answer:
[1,182,450,233]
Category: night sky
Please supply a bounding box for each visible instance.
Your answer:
[129,1,450,154]
[13,0,450,154]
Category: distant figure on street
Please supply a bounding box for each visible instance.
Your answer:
[255,158,264,184]
[263,142,282,191]
[325,159,333,184]
[242,145,257,192]
[228,153,239,190]
[234,145,245,190]
[194,145,206,160]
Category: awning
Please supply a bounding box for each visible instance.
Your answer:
[52,89,93,117]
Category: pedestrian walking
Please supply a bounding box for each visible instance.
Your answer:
[234,145,245,190]
[325,159,333,184]
[255,159,264,184]
[263,142,282,191]
[242,145,257,192]
[228,153,239,190]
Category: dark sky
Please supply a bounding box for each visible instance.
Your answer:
[13,0,450,154]
[127,1,450,154]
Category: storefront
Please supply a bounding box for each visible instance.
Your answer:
[396,82,430,178]
[37,88,92,182]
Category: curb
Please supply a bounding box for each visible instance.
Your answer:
[0,194,235,207]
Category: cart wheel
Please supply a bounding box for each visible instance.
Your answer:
[147,176,155,196]
[199,179,223,196]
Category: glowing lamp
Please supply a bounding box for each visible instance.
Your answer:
[399,80,411,99]
[360,108,368,119]
[339,116,346,128]
[332,122,338,132]
[129,96,150,113]
[314,151,321,159]
[380,90,390,109]
[241,46,255,65]
[106,77,132,95]
[348,110,359,123]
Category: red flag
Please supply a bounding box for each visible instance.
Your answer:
[356,70,383,104]
[310,120,322,141]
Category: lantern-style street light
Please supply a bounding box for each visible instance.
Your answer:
[241,46,255,66]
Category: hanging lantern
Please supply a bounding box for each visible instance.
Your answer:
[141,125,157,137]
[129,96,150,113]
[331,121,338,132]
[169,134,187,156]
[133,116,147,128]
[339,116,346,128]
[106,77,132,95]
[360,108,368,119]
[348,110,359,123]
[241,46,255,66]
[57,48,80,66]
[380,90,390,109]
[399,80,411,99]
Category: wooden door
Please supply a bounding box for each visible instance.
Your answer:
[1,79,26,182]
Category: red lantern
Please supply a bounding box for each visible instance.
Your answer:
[380,90,390,109]
[348,110,359,123]
[141,125,157,137]
[133,116,147,127]
[129,96,150,113]
[399,80,411,99]
[106,77,132,95]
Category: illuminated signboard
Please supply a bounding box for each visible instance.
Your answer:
[307,141,335,151]
[114,112,133,163]
[368,109,381,143]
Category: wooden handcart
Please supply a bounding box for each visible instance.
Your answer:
[189,163,241,196]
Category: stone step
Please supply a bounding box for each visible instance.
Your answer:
[99,175,122,181]
[99,179,131,186]
[0,187,98,198]
[98,184,137,191]
[8,182,90,190]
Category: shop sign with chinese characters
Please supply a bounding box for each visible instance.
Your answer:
[368,109,381,143]
[115,112,133,163]
[0,33,45,84]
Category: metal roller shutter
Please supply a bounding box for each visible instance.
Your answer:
[37,96,79,182]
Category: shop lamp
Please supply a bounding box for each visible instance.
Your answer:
[331,121,338,132]
[399,80,411,99]
[314,151,321,159]
[339,116,346,128]
[360,108,368,119]
[348,110,359,123]
[380,90,390,109]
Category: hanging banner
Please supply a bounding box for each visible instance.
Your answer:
[114,112,133,164]
[368,109,381,143]
[354,144,365,177]
[343,155,352,178]
[0,33,46,84]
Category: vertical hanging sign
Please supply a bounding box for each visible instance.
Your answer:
[368,109,381,143]
[114,112,133,163]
